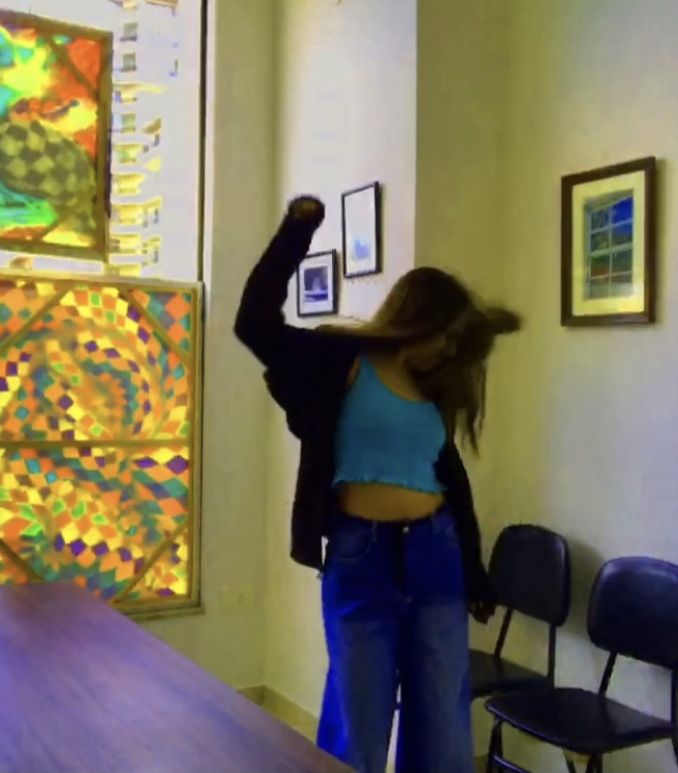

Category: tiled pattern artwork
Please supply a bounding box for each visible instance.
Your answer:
[0,277,199,611]
[0,10,112,258]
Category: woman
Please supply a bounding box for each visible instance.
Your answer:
[234,195,521,773]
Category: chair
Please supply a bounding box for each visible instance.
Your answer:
[470,524,571,700]
[485,556,678,773]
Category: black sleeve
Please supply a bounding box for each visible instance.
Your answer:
[447,442,482,561]
[440,443,495,606]
[234,204,324,368]
[234,203,328,435]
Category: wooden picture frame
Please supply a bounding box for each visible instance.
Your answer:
[561,157,656,326]
[297,250,339,318]
[341,181,382,278]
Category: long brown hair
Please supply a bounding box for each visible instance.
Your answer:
[321,267,521,452]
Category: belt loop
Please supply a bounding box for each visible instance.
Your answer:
[371,520,378,542]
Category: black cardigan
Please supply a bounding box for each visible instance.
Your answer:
[234,207,494,609]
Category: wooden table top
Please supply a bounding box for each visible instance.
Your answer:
[0,582,350,773]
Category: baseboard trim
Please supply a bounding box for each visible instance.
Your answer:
[239,685,318,740]
[238,685,265,705]
[240,685,487,770]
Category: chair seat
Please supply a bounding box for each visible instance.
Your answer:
[486,687,673,755]
[470,650,550,698]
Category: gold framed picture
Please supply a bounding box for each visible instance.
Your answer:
[561,157,656,326]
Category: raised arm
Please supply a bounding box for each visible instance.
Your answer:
[234,196,325,367]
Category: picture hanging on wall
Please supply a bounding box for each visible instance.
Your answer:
[341,181,382,278]
[561,156,656,326]
[0,10,113,261]
[297,250,338,318]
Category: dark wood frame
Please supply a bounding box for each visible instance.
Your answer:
[0,10,113,262]
[561,156,657,327]
[297,250,339,318]
[341,181,382,278]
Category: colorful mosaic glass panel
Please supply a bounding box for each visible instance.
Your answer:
[0,11,112,259]
[0,286,190,442]
[0,278,57,343]
[0,278,199,611]
[130,289,193,353]
[0,550,29,584]
[126,525,189,602]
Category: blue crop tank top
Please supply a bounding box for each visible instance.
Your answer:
[332,357,447,493]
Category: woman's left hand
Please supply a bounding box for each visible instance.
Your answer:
[470,599,495,624]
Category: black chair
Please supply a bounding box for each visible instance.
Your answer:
[485,556,678,773]
[471,524,571,700]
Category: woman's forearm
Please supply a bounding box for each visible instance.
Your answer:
[234,198,324,365]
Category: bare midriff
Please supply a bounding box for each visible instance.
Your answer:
[336,482,445,522]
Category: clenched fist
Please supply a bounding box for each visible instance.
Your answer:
[288,195,325,226]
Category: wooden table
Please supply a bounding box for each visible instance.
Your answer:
[0,582,351,773]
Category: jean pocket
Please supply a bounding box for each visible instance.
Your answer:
[327,519,375,563]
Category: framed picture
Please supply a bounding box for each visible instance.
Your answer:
[0,10,113,261]
[561,156,656,326]
[341,181,382,278]
[297,250,338,318]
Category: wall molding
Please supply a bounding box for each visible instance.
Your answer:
[239,685,318,740]
[240,685,487,771]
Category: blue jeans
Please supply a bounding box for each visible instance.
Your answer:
[317,505,474,773]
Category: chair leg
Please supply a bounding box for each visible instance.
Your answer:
[486,719,503,773]
[563,752,578,773]
[496,723,504,758]
[584,755,602,773]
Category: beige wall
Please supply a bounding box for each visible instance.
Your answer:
[264,0,418,717]
[421,1,678,770]
[143,0,275,690]
[416,0,509,579]
[145,2,678,770]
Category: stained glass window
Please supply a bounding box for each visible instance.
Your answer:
[0,276,202,616]
[0,11,112,260]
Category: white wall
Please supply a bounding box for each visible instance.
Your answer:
[264,0,418,716]
[143,0,275,689]
[420,1,678,770]
[496,2,678,770]
[416,0,515,759]
[137,3,678,770]
[416,0,509,553]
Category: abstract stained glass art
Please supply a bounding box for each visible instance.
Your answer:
[0,276,201,614]
[0,11,112,260]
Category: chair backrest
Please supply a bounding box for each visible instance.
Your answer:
[588,557,678,671]
[489,524,571,626]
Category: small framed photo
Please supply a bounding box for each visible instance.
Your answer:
[297,250,339,318]
[341,182,382,278]
[561,156,656,326]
